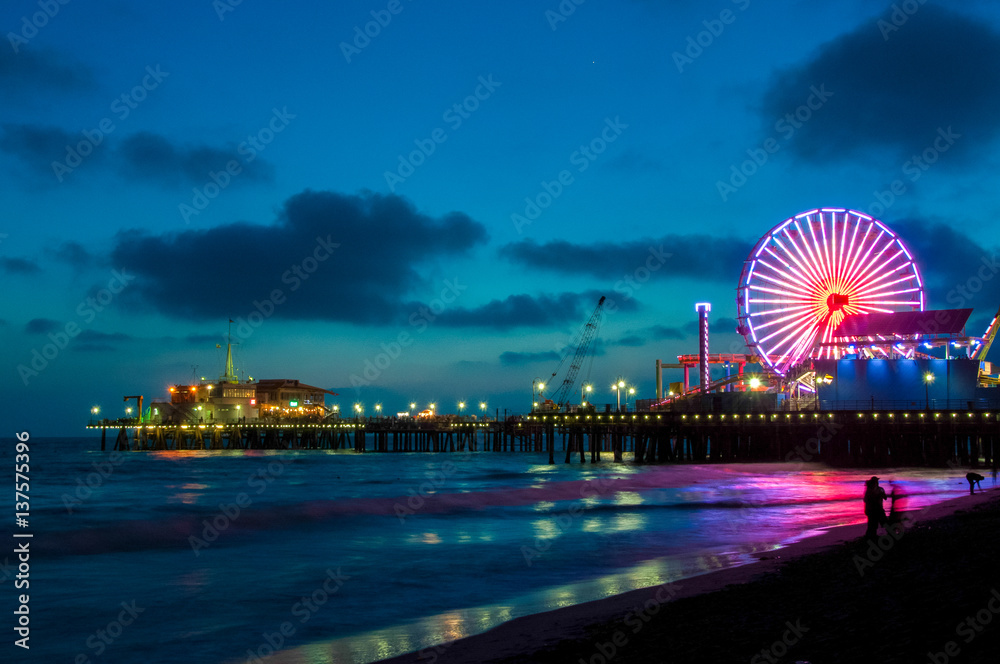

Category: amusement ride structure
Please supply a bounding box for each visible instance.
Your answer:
[736,208,925,375]
[653,208,1000,410]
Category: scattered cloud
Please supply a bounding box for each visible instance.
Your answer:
[1,257,41,274]
[499,350,560,366]
[499,234,747,282]
[760,5,1000,164]
[648,324,688,340]
[0,126,275,187]
[610,334,646,347]
[0,124,80,175]
[606,317,738,348]
[77,330,132,343]
[115,132,274,187]
[51,241,97,270]
[107,189,489,324]
[25,318,61,334]
[0,48,95,94]
[435,290,627,330]
[892,217,1000,309]
[606,148,664,173]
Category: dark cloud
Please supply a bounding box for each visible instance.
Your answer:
[2,257,40,274]
[25,318,61,334]
[181,334,225,345]
[75,343,116,353]
[707,317,739,335]
[499,350,560,366]
[0,124,78,175]
[77,330,132,343]
[499,234,748,282]
[892,218,1000,310]
[610,334,646,347]
[51,241,97,270]
[116,132,274,187]
[435,290,634,330]
[609,317,739,348]
[761,5,1000,163]
[0,48,94,94]
[606,148,664,173]
[648,324,687,340]
[0,126,274,187]
[108,190,489,324]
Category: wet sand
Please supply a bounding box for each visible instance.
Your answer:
[379,488,1000,664]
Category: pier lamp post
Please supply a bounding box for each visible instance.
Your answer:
[91,406,100,423]
[375,403,382,419]
[410,402,416,414]
[924,372,935,410]
[627,386,636,410]
[612,379,626,411]
[532,379,545,409]
[582,384,592,407]
[354,403,363,421]
[458,402,466,418]
[429,403,436,415]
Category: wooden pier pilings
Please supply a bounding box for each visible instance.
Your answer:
[87,409,1000,468]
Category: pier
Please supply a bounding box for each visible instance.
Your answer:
[88,408,1000,467]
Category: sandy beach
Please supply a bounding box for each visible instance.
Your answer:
[379,487,1000,664]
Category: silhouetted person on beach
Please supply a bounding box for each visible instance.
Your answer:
[966,472,985,495]
[885,484,909,536]
[864,476,888,539]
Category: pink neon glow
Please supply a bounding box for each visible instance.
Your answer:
[737,210,925,376]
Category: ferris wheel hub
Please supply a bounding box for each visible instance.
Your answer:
[827,293,849,312]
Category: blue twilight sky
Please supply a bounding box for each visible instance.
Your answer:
[3,0,1000,434]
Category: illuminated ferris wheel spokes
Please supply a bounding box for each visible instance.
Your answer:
[737,209,925,376]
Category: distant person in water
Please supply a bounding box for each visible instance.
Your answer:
[967,472,985,495]
[864,476,888,539]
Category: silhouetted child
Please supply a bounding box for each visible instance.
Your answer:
[864,476,889,539]
[887,484,908,536]
[966,472,985,495]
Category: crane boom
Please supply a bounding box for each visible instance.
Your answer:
[552,296,606,407]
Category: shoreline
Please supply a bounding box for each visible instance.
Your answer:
[377,487,1000,663]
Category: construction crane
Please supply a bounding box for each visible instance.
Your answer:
[544,296,606,409]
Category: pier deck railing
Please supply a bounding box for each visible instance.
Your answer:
[86,409,1000,468]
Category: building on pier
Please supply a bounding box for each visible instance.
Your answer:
[254,379,337,419]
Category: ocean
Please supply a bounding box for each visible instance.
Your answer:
[2,436,980,663]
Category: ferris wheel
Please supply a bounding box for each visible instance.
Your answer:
[736,208,925,376]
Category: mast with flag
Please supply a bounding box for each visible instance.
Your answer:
[221,319,239,383]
